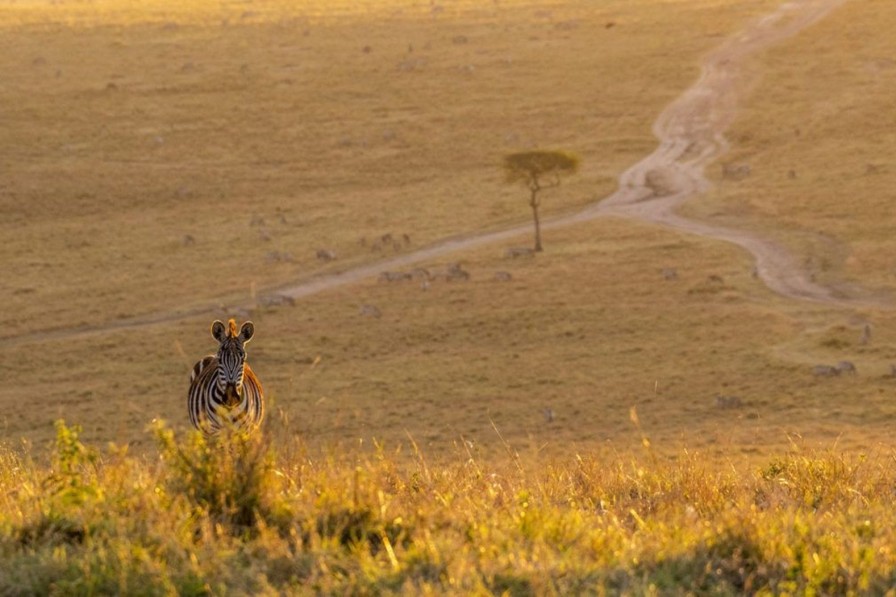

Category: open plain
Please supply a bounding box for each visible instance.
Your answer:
[7,0,896,593]
[3,0,896,464]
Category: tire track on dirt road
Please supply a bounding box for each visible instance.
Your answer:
[592,0,871,307]
[8,0,866,348]
[275,0,862,308]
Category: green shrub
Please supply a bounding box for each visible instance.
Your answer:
[152,420,290,534]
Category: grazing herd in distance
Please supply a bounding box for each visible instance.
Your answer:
[185,247,881,435]
[183,315,877,437]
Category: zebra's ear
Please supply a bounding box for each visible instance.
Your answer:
[211,320,227,343]
[239,321,255,343]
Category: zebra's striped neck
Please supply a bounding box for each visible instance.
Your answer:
[214,368,244,407]
[214,369,243,389]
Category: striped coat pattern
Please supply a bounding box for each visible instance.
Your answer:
[188,319,265,435]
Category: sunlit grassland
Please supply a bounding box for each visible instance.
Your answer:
[9,213,896,460]
[5,1,896,592]
[683,0,896,293]
[0,0,805,453]
[1,0,894,463]
[0,0,776,338]
[2,422,896,594]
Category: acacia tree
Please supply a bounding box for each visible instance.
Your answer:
[503,150,580,252]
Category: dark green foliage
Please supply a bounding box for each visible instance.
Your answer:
[17,513,86,547]
[491,573,536,597]
[503,150,581,185]
[313,506,409,553]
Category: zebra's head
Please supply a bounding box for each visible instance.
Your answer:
[211,319,255,407]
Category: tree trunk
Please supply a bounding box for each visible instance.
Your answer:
[529,186,543,252]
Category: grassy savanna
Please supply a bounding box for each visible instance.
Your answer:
[2,0,896,459]
[6,0,896,592]
[3,423,896,594]
[1,0,895,461]
[686,0,896,294]
[1,0,776,339]
[0,0,791,451]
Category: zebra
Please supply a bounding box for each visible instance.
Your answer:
[188,319,265,435]
[836,360,857,375]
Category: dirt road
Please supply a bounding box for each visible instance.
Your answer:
[273,0,871,307]
[9,0,863,347]
[591,0,866,306]
[277,0,871,298]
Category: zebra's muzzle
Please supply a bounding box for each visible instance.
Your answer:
[223,383,241,408]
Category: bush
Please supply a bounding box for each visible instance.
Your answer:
[152,420,290,534]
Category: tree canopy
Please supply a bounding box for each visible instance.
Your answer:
[502,149,581,252]
[503,150,580,186]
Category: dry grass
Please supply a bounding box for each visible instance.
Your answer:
[0,0,797,454]
[9,212,896,462]
[684,0,896,293]
[5,0,896,590]
[1,0,771,338]
[3,423,896,594]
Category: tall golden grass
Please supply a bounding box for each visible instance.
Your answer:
[2,421,895,594]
